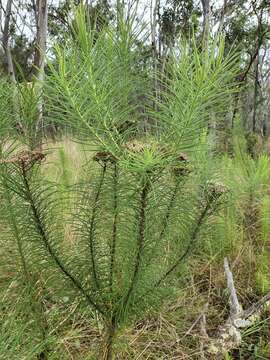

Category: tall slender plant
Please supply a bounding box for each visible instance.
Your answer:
[0,6,239,359]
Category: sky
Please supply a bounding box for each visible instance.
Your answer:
[0,0,265,45]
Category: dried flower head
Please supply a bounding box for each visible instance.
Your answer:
[123,140,147,153]
[204,180,229,202]
[93,151,117,164]
[177,153,189,162]
[0,150,46,168]
[172,153,192,177]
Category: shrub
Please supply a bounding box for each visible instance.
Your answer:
[0,6,238,359]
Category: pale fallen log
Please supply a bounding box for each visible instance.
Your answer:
[200,257,270,358]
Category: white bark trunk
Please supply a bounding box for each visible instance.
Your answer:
[35,0,48,80]
[201,0,210,49]
[151,0,160,118]
[2,0,16,82]
[34,0,48,147]
[218,0,228,33]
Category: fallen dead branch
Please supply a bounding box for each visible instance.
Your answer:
[200,257,270,358]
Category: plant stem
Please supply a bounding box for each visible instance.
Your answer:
[122,178,149,309]
[1,167,49,360]
[88,163,107,289]
[154,201,211,287]
[19,161,105,316]
[109,163,119,294]
[1,171,28,277]
[158,178,180,242]
[102,316,117,360]
[139,199,214,300]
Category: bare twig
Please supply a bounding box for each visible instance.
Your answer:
[201,258,270,357]
[224,257,241,317]
[241,292,270,320]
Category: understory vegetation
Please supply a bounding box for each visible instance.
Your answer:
[1,134,270,359]
[1,1,270,360]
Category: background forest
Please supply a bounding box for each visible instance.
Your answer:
[1,1,270,359]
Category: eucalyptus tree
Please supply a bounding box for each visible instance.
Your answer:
[1,0,16,81]
[213,0,270,133]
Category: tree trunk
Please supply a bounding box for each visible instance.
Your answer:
[201,0,210,49]
[252,54,260,133]
[150,0,160,126]
[2,0,16,82]
[33,0,48,148]
[102,318,117,360]
[231,43,263,129]
[1,0,23,130]
[218,0,228,33]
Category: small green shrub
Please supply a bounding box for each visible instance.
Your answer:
[0,6,238,359]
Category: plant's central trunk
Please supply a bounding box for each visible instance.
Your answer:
[102,317,117,360]
[122,178,150,309]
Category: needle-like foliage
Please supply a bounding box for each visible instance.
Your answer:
[0,6,239,359]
